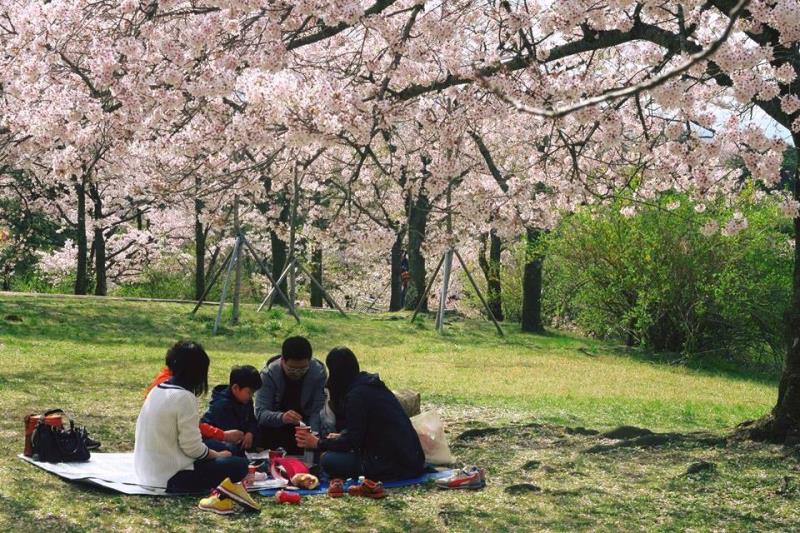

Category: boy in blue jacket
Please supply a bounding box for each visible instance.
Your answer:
[202,365,262,456]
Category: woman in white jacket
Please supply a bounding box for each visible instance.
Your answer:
[135,341,260,514]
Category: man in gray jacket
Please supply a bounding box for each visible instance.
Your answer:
[254,336,327,454]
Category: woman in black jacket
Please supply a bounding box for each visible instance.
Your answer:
[295,347,425,481]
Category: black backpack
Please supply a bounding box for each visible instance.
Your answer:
[31,411,91,463]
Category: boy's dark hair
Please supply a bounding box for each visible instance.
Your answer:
[281,336,312,361]
[229,365,262,391]
[166,340,209,397]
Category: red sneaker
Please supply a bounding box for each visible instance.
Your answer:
[435,466,486,490]
[347,478,386,499]
[327,478,345,498]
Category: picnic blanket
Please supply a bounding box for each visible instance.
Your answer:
[257,468,455,497]
[20,453,284,496]
[21,453,454,497]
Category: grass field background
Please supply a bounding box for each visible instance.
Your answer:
[0,294,796,532]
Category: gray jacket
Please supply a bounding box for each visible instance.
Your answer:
[254,356,327,433]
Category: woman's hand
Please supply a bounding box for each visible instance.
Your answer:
[295,430,319,449]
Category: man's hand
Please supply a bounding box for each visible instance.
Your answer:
[326,432,341,439]
[281,410,303,425]
[223,429,244,443]
[240,432,254,450]
[295,430,319,449]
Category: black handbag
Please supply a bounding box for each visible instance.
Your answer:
[31,411,91,463]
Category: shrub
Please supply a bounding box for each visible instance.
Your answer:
[542,192,792,365]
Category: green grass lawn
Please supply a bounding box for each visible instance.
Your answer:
[0,294,797,532]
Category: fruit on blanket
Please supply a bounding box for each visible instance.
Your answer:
[290,473,319,489]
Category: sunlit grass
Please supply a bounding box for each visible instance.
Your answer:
[0,294,790,532]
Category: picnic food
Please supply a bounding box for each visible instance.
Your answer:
[290,473,319,489]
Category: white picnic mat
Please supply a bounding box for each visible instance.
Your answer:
[20,452,285,496]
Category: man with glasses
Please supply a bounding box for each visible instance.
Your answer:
[254,336,327,454]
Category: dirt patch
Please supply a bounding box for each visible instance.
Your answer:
[456,427,504,441]
[505,483,541,495]
[522,460,541,471]
[685,460,716,475]
[585,432,727,453]
[601,426,654,439]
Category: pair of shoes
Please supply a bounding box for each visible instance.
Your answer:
[327,478,345,498]
[198,490,236,515]
[347,478,386,499]
[435,466,486,490]
[217,478,261,512]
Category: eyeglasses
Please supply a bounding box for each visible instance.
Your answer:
[283,361,310,378]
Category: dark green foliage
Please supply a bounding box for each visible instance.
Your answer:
[0,176,70,289]
[543,193,792,365]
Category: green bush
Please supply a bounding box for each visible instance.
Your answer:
[11,271,75,294]
[542,192,792,364]
[113,270,195,300]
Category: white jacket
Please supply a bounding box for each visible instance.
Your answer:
[134,382,209,488]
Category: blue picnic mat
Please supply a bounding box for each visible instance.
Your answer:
[258,468,455,497]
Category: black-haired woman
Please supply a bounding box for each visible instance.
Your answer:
[134,341,259,512]
[295,347,425,482]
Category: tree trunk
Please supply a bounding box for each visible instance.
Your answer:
[231,195,241,324]
[744,135,800,444]
[310,246,323,308]
[93,226,106,296]
[406,193,429,311]
[521,226,544,333]
[389,230,405,311]
[194,178,206,301]
[478,230,504,321]
[90,186,107,296]
[271,230,289,307]
[74,179,88,295]
[287,167,301,306]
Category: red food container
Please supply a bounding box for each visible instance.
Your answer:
[24,413,64,457]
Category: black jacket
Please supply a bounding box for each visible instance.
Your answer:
[202,385,258,436]
[318,373,425,480]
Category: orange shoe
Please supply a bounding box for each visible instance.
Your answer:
[347,478,386,499]
[327,478,345,498]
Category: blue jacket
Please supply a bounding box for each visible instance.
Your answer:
[201,385,258,436]
[254,356,327,433]
[318,372,425,481]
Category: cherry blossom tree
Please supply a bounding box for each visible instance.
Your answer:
[2,0,800,443]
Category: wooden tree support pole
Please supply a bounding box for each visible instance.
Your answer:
[435,250,454,334]
[454,248,504,337]
[410,252,447,323]
[257,257,296,312]
[267,262,299,311]
[191,246,234,315]
[231,196,241,325]
[213,236,241,335]
[242,237,300,323]
[295,260,348,317]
